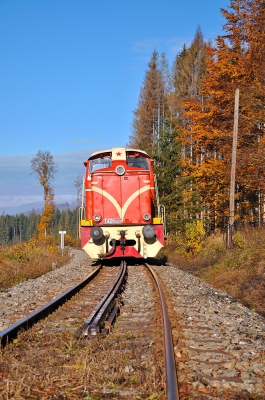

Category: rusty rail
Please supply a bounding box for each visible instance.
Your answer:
[81,260,127,336]
[145,264,179,400]
[0,266,102,348]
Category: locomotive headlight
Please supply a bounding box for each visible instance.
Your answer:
[93,214,101,222]
[115,165,125,176]
[142,212,151,221]
[142,225,156,239]
[91,226,104,240]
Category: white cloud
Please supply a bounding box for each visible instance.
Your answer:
[0,148,104,207]
[132,38,163,54]
[166,37,192,56]
[131,36,192,66]
[0,195,43,208]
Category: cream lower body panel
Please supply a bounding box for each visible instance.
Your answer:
[82,224,163,259]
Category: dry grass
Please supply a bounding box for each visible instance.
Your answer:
[159,227,265,317]
[0,237,165,399]
[0,237,71,290]
[0,329,165,399]
[1,229,264,317]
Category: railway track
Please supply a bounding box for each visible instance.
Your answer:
[1,258,264,399]
[0,261,178,399]
[0,265,102,347]
[153,265,265,400]
[113,263,178,399]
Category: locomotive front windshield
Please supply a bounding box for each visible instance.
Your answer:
[90,157,112,172]
[89,154,149,172]
[127,157,149,170]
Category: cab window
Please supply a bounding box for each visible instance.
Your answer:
[127,157,149,170]
[90,157,112,173]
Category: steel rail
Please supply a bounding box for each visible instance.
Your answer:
[145,264,179,400]
[0,265,102,348]
[81,260,127,336]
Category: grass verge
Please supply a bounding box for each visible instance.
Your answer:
[0,237,71,290]
[159,227,265,317]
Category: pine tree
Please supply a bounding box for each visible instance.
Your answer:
[170,26,209,124]
[153,120,183,233]
[168,27,211,228]
[128,50,168,152]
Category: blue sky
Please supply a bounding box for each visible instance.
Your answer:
[0,0,229,210]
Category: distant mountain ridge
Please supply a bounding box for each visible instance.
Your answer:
[0,201,73,216]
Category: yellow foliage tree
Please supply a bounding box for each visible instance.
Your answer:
[31,150,57,240]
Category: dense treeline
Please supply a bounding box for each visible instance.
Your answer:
[129,0,265,234]
[0,208,79,246]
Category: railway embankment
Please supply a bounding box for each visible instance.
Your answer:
[0,244,264,398]
[160,227,265,318]
[0,248,93,331]
[154,264,265,398]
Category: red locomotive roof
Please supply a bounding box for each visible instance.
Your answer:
[84,147,150,166]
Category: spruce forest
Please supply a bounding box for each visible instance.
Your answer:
[0,209,79,246]
[129,0,265,236]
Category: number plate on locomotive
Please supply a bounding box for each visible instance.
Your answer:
[104,218,122,224]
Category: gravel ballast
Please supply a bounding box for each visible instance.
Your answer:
[154,264,265,398]
[0,249,93,331]
[0,250,264,398]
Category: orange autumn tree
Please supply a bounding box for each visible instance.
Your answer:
[235,0,265,223]
[182,0,265,230]
[31,150,58,240]
[168,27,211,227]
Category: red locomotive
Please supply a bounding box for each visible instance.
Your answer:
[80,147,165,259]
